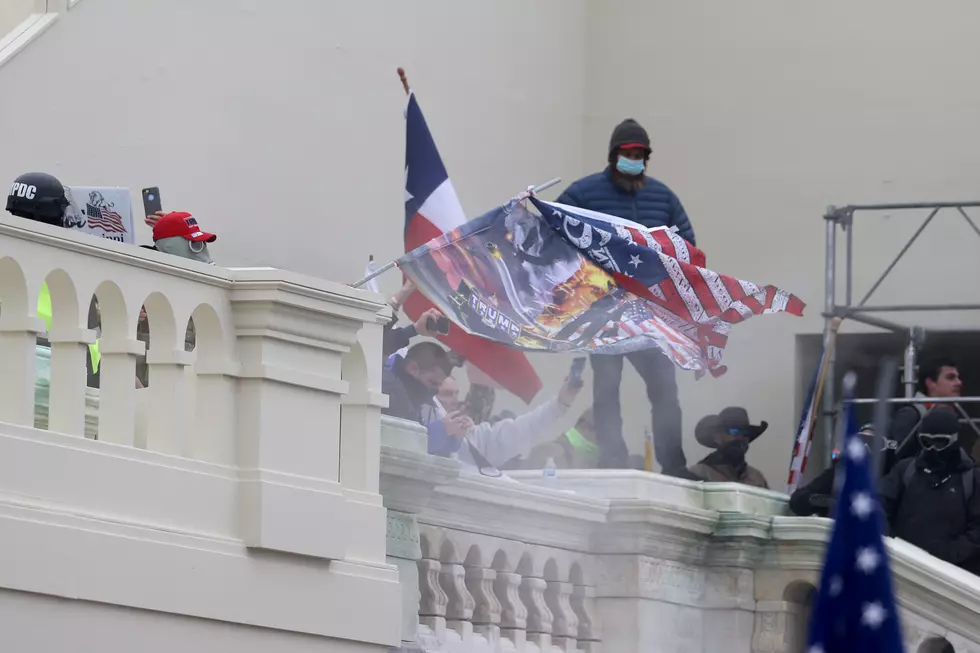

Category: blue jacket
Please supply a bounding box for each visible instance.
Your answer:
[555,167,695,245]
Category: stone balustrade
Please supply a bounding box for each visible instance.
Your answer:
[381,418,980,653]
[5,217,980,653]
[0,217,401,651]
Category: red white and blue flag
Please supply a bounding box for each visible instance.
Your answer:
[530,198,805,376]
[403,93,542,403]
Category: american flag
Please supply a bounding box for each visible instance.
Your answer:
[530,198,805,377]
[85,203,127,234]
[806,387,905,653]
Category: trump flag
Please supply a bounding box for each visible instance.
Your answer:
[398,197,803,375]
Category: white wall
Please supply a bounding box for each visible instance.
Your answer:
[0,0,35,39]
[0,589,380,653]
[0,0,589,441]
[2,0,979,485]
[583,0,980,482]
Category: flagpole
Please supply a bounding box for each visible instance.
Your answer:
[352,69,560,291]
[351,260,398,289]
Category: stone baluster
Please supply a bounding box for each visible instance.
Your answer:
[751,601,805,653]
[466,565,502,646]
[418,558,449,641]
[545,580,579,651]
[144,347,194,455]
[46,325,95,436]
[521,575,554,651]
[571,583,600,652]
[496,572,528,649]
[0,315,43,427]
[440,562,476,642]
[97,336,145,446]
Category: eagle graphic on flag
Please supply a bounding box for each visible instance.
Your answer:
[402,92,542,403]
[84,191,127,234]
[398,197,804,376]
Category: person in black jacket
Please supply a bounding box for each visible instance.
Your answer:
[381,280,446,358]
[555,119,693,473]
[890,356,964,460]
[790,423,895,517]
[879,410,980,575]
[381,342,454,423]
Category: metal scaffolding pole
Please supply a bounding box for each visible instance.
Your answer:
[822,208,838,465]
[815,199,980,471]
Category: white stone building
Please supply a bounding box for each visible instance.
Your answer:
[1,2,980,651]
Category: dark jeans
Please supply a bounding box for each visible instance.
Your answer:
[591,349,685,471]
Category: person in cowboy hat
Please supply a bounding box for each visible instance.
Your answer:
[688,407,769,488]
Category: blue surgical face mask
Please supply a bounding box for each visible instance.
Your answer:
[616,155,645,176]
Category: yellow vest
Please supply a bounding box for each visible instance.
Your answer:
[37,283,101,373]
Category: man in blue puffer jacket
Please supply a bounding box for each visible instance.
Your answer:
[555,118,694,475]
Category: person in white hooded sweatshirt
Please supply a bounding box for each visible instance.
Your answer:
[426,374,581,469]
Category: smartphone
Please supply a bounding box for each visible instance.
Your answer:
[569,357,586,389]
[142,187,163,216]
[427,315,451,335]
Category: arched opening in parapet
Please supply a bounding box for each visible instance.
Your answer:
[34,269,82,433]
[919,637,954,653]
[782,580,817,653]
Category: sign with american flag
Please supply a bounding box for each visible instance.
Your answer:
[64,186,135,244]
[398,197,804,376]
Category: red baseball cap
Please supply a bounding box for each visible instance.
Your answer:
[152,211,216,243]
[618,142,650,151]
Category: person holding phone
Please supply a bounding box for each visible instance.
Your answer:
[383,279,450,358]
[425,359,583,469]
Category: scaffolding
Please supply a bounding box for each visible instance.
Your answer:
[821,201,980,461]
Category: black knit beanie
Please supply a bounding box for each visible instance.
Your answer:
[608,119,651,156]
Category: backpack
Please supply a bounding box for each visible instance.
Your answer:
[902,460,974,503]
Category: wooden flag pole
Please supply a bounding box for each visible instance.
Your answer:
[398,67,410,95]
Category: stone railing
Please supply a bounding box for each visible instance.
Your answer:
[380,417,980,653]
[0,217,401,651]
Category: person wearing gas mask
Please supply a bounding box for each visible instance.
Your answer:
[554,119,694,473]
[688,407,769,488]
[149,211,217,264]
[879,410,980,575]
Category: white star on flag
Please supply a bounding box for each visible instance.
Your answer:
[807,645,825,653]
[856,547,881,574]
[404,167,413,203]
[847,436,867,462]
[861,601,887,629]
[629,254,642,269]
[851,491,874,520]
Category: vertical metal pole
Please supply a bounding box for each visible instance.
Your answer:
[844,212,854,306]
[903,333,917,398]
[822,208,838,466]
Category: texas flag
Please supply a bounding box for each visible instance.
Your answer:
[403,93,542,403]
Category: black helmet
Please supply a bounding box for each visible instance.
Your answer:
[6,172,70,227]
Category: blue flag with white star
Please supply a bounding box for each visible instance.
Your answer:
[806,384,905,653]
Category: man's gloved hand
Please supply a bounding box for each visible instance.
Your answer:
[809,494,834,508]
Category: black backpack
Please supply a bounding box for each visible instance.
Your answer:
[902,460,974,503]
